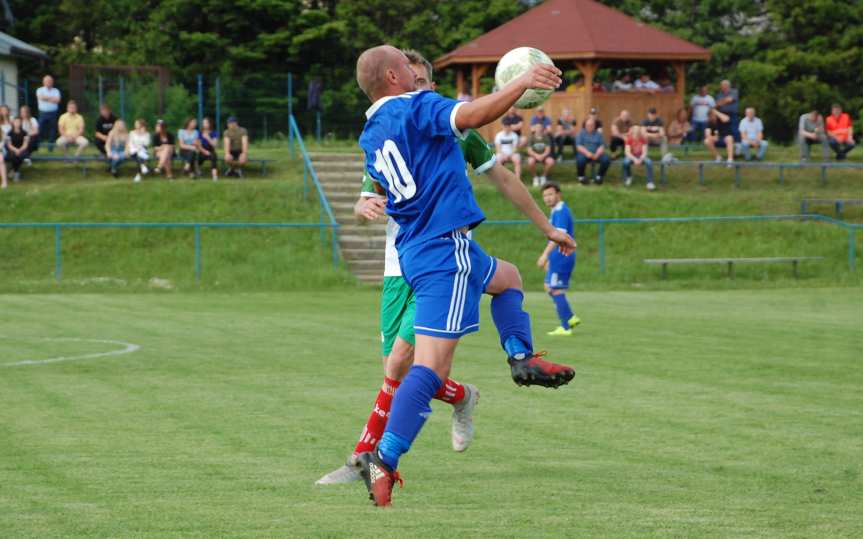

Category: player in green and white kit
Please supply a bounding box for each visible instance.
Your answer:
[316,51,498,486]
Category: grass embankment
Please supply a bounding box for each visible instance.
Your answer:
[0,141,861,292]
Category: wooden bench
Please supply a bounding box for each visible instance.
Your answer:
[29,155,272,176]
[645,256,824,279]
[800,198,863,220]
[658,160,863,187]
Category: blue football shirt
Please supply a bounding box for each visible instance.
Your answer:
[550,201,574,262]
[359,90,486,249]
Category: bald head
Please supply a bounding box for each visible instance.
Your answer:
[356,45,416,101]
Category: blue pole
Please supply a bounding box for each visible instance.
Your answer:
[197,74,204,128]
[215,77,222,134]
[98,76,103,106]
[598,223,606,274]
[850,228,857,273]
[119,77,126,122]
[332,227,339,268]
[303,159,308,201]
[316,110,321,142]
[194,226,202,281]
[288,73,294,154]
[54,225,62,282]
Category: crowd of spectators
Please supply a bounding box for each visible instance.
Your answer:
[0,74,253,188]
[491,77,857,190]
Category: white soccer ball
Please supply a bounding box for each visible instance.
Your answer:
[494,47,556,110]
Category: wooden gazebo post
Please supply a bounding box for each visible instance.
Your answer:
[470,64,489,98]
[673,62,686,97]
[575,60,600,120]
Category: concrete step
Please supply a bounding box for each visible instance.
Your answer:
[309,152,361,162]
[317,171,364,181]
[341,248,386,261]
[345,258,386,270]
[340,223,386,233]
[339,235,387,249]
[313,162,366,173]
[355,272,384,284]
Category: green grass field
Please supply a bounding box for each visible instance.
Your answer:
[1,289,861,537]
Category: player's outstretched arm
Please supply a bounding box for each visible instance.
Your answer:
[487,163,575,255]
[454,64,561,131]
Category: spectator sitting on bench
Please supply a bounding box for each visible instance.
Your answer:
[575,117,610,185]
[552,108,576,159]
[494,122,522,180]
[582,106,603,134]
[6,117,29,182]
[704,109,735,166]
[502,107,526,147]
[199,117,219,181]
[178,117,201,178]
[93,103,117,159]
[19,105,39,162]
[826,104,855,161]
[530,107,552,136]
[0,144,7,189]
[798,109,828,162]
[667,108,691,146]
[56,100,89,158]
[738,107,768,161]
[641,107,670,162]
[127,119,151,183]
[526,123,555,187]
[610,109,633,159]
[153,119,175,180]
[223,116,248,178]
[623,125,656,191]
[105,119,130,178]
[0,105,11,137]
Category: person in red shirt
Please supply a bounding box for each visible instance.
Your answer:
[623,125,656,191]
[825,103,855,160]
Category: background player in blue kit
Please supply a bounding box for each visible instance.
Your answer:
[537,182,581,336]
[353,45,577,507]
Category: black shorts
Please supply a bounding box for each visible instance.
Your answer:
[230,149,242,161]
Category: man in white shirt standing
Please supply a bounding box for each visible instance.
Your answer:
[36,75,61,152]
[689,85,715,142]
[739,107,768,161]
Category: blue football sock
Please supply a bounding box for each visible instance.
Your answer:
[551,293,574,328]
[376,365,442,470]
[491,288,534,359]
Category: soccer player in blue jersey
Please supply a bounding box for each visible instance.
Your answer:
[353,45,577,506]
[537,182,581,336]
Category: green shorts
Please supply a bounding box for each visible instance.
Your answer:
[380,276,416,356]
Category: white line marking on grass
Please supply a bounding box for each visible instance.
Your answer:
[1,338,141,367]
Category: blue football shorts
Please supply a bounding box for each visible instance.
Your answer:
[545,252,576,290]
[398,230,497,339]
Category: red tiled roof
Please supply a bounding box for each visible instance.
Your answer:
[435,0,710,68]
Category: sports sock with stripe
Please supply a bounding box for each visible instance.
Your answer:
[491,288,534,359]
[377,365,442,470]
[353,377,400,456]
[550,292,574,329]
[434,378,466,405]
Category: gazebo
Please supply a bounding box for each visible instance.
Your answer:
[434,0,710,139]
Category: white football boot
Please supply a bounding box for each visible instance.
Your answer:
[451,384,479,452]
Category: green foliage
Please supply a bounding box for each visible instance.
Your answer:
[8,0,863,140]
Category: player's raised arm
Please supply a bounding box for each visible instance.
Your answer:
[453,64,562,131]
[486,163,575,256]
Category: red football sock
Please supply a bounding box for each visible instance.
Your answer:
[353,377,400,456]
[434,378,466,405]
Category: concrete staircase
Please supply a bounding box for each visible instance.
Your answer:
[310,152,385,284]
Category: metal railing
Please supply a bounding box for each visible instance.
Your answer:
[0,222,339,282]
[484,213,859,273]
[288,114,340,268]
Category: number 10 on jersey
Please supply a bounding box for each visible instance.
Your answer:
[374,139,416,203]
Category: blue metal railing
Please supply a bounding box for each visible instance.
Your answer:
[288,114,340,267]
[0,222,339,282]
[483,213,859,274]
